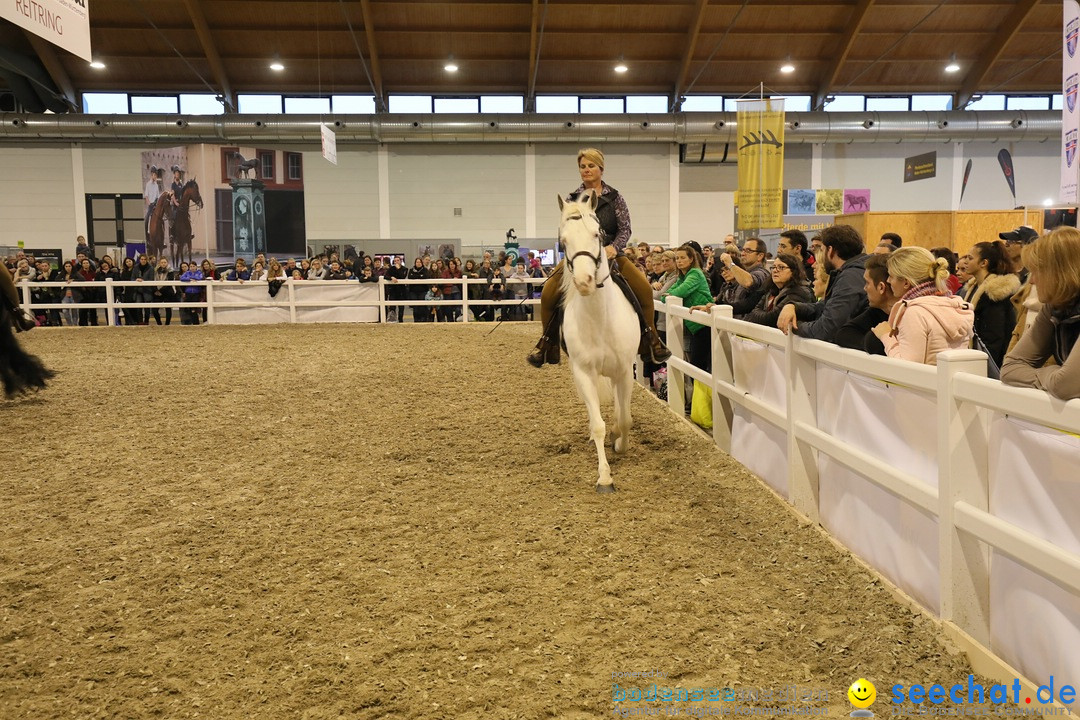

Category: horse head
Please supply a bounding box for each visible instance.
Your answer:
[557,191,603,296]
[184,179,204,210]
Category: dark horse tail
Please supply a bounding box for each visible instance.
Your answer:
[0,305,55,398]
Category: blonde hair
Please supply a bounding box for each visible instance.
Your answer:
[886,246,950,293]
[624,246,639,261]
[577,148,605,170]
[661,250,677,264]
[1024,226,1080,308]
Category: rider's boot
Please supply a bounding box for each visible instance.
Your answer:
[614,255,672,364]
[527,263,564,367]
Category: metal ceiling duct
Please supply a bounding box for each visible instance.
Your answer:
[0,111,1061,145]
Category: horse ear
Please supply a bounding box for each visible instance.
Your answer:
[588,190,598,210]
[557,194,565,210]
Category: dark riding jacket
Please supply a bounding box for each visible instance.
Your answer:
[569,182,630,253]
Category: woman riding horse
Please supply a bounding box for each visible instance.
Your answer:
[0,263,54,398]
[527,148,671,367]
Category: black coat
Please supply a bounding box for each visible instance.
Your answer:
[963,273,1022,368]
[743,281,814,327]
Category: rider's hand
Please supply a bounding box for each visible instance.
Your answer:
[605,245,616,260]
[777,304,798,335]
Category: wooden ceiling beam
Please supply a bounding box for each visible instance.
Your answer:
[527,0,541,111]
[21,30,78,110]
[953,0,1041,108]
[359,0,387,111]
[813,0,874,110]
[181,0,235,111]
[671,0,710,110]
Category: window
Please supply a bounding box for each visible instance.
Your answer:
[258,150,275,182]
[580,97,624,113]
[965,94,1006,111]
[82,93,129,114]
[681,96,724,112]
[332,95,376,113]
[779,95,812,112]
[535,96,578,113]
[388,95,432,113]
[215,188,233,253]
[180,94,225,115]
[911,95,952,111]
[866,97,910,112]
[220,146,239,184]
[1006,96,1050,110]
[823,95,865,111]
[285,152,303,182]
[238,94,283,114]
[434,97,479,113]
[626,95,668,113]
[131,95,179,114]
[1053,94,1064,110]
[480,95,524,113]
[284,96,331,114]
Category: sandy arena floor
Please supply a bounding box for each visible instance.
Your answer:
[2,323,988,719]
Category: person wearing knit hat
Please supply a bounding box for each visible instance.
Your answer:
[527,147,671,367]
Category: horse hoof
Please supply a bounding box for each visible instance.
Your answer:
[614,437,627,454]
[595,483,616,494]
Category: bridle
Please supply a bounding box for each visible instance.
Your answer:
[561,209,609,289]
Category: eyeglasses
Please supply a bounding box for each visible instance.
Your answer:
[740,247,763,255]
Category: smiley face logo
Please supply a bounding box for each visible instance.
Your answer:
[848,678,876,716]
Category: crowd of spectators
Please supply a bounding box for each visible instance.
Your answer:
[7,221,1080,402]
[3,246,551,327]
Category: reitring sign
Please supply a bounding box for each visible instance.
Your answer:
[1,0,92,63]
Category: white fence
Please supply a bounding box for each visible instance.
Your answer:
[17,276,544,325]
[656,298,1080,696]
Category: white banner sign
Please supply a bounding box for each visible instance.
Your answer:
[1,0,92,62]
[320,123,338,166]
[1061,1,1080,204]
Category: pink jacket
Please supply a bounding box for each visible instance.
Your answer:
[881,295,974,366]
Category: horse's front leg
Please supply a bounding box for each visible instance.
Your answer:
[572,365,614,493]
[611,368,633,455]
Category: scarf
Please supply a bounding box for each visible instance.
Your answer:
[901,280,944,302]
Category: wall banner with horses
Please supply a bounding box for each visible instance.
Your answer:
[141,146,306,266]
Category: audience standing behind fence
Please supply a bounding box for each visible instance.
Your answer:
[6,221,1080,405]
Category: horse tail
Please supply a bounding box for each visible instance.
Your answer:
[0,308,55,398]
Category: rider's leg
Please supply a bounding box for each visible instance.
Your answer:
[614,255,672,363]
[526,261,564,367]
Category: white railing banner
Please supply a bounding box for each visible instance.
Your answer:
[730,336,789,495]
[650,300,1080,693]
[988,414,1080,685]
[815,366,942,611]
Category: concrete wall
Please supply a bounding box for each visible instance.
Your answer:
[0,138,1064,260]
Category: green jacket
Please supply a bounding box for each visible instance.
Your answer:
[662,267,712,333]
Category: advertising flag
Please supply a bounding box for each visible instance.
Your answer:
[1062,1,1080,204]
[736,98,785,230]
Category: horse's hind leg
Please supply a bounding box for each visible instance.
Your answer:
[612,368,633,455]
[573,366,614,493]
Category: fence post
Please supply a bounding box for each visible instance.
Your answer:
[461,278,470,323]
[205,281,216,324]
[936,349,992,647]
[378,277,387,323]
[710,304,734,453]
[786,332,819,522]
[18,279,31,308]
[104,279,117,327]
[665,296,685,416]
[287,278,297,324]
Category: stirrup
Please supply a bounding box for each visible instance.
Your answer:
[640,329,672,364]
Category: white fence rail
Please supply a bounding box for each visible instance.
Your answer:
[655,297,1080,694]
[17,276,545,325]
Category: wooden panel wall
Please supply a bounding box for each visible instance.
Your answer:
[836,211,1044,255]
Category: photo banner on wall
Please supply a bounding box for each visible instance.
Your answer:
[1062,0,1080,204]
[736,98,785,230]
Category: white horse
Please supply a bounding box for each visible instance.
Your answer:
[557,192,639,493]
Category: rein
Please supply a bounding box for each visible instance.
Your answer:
[562,210,608,289]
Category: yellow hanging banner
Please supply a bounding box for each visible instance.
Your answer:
[736,98,785,230]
